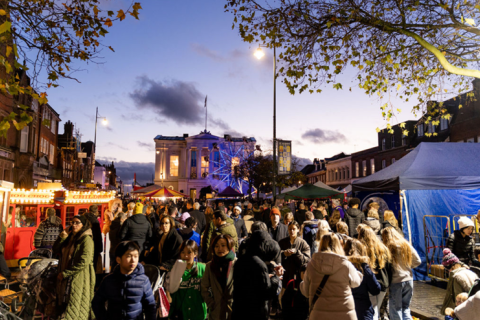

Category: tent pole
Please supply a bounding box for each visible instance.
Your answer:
[401,190,413,244]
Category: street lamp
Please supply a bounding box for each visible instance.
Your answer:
[94,106,107,153]
[254,42,277,201]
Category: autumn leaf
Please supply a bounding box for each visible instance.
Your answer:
[5,46,12,58]
[0,10,6,16]
[117,9,126,21]
[133,3,142,11]
[104,18,113,27]
[0,20,11,34]
[108,46,115,52]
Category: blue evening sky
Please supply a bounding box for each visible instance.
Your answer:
[46,0,420,183]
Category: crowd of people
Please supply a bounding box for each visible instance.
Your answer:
[23,197,480,320]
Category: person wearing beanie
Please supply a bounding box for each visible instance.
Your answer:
[267,208,288,243]
[232,206,248,242]
[177,212,191,228]
[441,248,478,314]
[34,207,63,249]
[83,205,103,271]
[120,202,152,257]
[446,217,480,267]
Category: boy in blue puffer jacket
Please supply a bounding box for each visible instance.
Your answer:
[92,241,156,320]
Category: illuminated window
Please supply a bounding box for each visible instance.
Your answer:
[355,162,359,177]
[362,160,367,177]
[231,157,239,175]
[170,155,179,177]
[201,152,209,178]
[370,159,375,174]
[190,150,197,178]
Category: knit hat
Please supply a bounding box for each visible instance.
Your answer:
[135,202,144,214]
[234,206,242,214]
[442,248,460,270]
[178,212,191,223]
[72,215,87,226]
[89,204,98,214]
[270,208,281,217]
[458,216,475,230]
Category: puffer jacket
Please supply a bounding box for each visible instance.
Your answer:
[92,263,156,320]
[120,214,152,254]
[345,208,365,238]
[52,229,95,320]
[301,220,319,251]
[34,216,63,248]
[300,251,363,320]
[441,267,479,314]
[232,215,248,239]
[447,230,480,267]
[364,218,381,234]
[349,259,381,320]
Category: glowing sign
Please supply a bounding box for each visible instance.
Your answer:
[65,190,116,204]
[10,189,55,204]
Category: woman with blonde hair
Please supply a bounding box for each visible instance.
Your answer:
[381,227,421,320]
[364,209,381,234]
[300,233,363,320]
[382,210,404,237]
[313,220,331,253]
[358,226,392,320]
[344,238,381,320]
[329,209,342,232]
[283,212,294,226]
[337,221,349,236]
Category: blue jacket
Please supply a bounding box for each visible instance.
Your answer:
[92,263,156,320]
[351,263,381,320]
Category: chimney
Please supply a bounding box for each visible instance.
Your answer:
[183,134,189,138]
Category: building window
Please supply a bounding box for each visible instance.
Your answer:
[440,118,449,131]
[391,158,396,165]
[382,159,386,169]
[346,169,349,179]
[402,133,407,146]
[362,160,367,177]
[370,159,375,175]
[428,122,435,134]
[20,126,29,153]
[201,154,209,178]
[467,138,475,143]
[190,149,197,178]
[31,100,38,112]
[418,124,424,137]
[213,151,220,168]
[391,135,395,148]
[49,143,54,164]
[355,162,359,177]
[51,119,56,134]
[382,138,386,151]
[335,170,338,181]
[170,155,179,177]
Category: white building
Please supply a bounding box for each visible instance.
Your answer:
[154,131,256,199]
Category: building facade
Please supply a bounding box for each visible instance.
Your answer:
[325,153,352,189]
[154,131,256,199]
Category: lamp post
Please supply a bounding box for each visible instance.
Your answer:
[254,42,277,201]
[94,107,108,153]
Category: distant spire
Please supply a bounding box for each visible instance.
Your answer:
[204,95,208,132]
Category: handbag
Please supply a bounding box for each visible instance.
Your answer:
[157,273,170,318]
[308,274,330,317]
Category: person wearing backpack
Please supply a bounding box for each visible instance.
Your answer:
[281,264,309,320]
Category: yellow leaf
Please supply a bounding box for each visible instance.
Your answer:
[117,9,126,21]
[5,46,11,57]
[0,10,6,16]
[376,127,380,133]
[465,18,476,26]
[399,122,406,128]
[93,6,99,16]
[459,104,463,109]
[397,84,401,91]
[133,3,142,10]
[104,18,113,27]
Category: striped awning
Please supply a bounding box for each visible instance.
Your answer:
[143,187,188,198]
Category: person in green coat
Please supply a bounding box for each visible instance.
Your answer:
[53,215,95,320]
[166,240,207,320]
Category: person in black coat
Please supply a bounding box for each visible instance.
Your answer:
[146,215,183,271]
[232,206,248,241]
[345,198,365,238]
[295,203,307,225]
[446,217,480,267]
[232,230,282,320]
[145,205,159,232]
[109,211,126,270]
[120,203,152,255]
[188,202,206,235]
[267,208,288,243]
[262,206,272,224]
[83,205,103,269]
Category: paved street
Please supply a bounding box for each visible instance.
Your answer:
[411,281,447,320]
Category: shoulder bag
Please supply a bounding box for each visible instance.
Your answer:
[308,274,330,318]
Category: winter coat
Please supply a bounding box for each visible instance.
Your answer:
[279,236,311,287]
[146,212,160,232]
[300,220,319,252]
[364,217,381,234]
[231,232,281,320]
[455,290,480,320]
[92,263,156,320]
[120,214,152,253]
[167,262,207,320]
[300,251,363,320]
[345,208,365,238]
[178,227,201,247]
[52,229,95,320]
[441,267,478,314]
[447,230,480,267]
[281,277,309,320]
[253,208,263,222]
[232,216,248,240]
[295,209,307,226]
[262,209,272,224]
[267,222,289,243]
[33,216,63,249]
[204,218,238,258]
[189,210,207,235]
[243,214,255,234]
[148,229,183,270]
[109,217,123,257]
[350,261,381,320]
[201,259,236,320]
[84,211,103,257]
[206,221,239,261]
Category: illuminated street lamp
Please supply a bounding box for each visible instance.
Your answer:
[254,42,277,200]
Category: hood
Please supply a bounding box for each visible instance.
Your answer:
[346,208,363,218]
[245,230,280,261]
[310,251,348,275]
[129,214,148,224]
[47,216,62,226]
[114,261,145,279]
[302,220,319,228]
[178,228,194,237]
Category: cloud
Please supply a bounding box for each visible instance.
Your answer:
[301,129,348,144]
[97,160,155,185]
[105,142,127,150]
[293,156,313,169]
[130,76,205,125]
[190,43,225,62]
[121,113,145,121]
[209,117,230,130]
[137,141,152,150]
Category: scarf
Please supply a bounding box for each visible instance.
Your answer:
[211,250,235,291]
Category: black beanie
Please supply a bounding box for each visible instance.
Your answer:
[72,215,87,226]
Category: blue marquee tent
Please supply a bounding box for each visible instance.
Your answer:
[353,142,480,279]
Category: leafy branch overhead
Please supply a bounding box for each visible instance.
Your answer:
[225,0,480,122]
[0,0,142,136]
